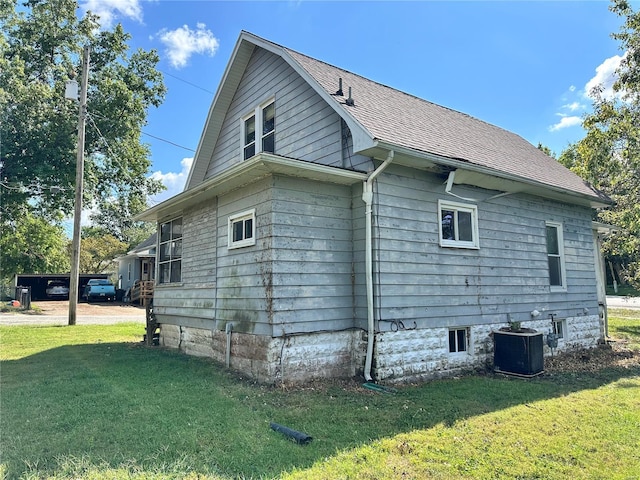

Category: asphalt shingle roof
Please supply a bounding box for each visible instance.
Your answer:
[285,47,607,203]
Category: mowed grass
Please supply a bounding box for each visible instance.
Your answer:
[0,311,639,480]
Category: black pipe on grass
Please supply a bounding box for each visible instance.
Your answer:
[270,422,313,445]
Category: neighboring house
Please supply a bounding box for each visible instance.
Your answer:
[116,233,156,294]
[137,31,611,384]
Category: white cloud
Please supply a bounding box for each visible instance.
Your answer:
[80,0,143,28]
[149,157,193,204]
[156,23,219,69]
[549,115,582,132]
[562,101,584,112]
[584,53,626,100]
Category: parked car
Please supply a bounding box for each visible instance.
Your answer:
[82,279,116,302]
[45,281,70,299]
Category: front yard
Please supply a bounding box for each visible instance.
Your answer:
[1,310,638,479]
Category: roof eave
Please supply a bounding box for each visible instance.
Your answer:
[370,140,612,208]
[136,154,368,223]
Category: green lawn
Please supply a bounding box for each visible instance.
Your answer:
[1,311,639,480]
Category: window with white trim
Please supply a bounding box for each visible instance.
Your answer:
[438,200,479,249]
[546,222,566,290]
[552,318,565,339]
[449,328,469,353]
[242,99,275,160]
[228,209,256,249]
[158,217,182,284]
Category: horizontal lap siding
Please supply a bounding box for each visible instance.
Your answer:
[270,176,355,334]
[373,165,599,328]
[205,48,343,180]
[154,201,217,328]
[154,285,216,330]
[216,177,273,336]
[182,200,217,285]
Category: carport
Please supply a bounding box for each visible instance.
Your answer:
[14,274,110,301]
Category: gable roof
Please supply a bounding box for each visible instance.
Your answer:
[130,232,157,254]
[184,31,609,207]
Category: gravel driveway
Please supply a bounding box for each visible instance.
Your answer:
[0,300,146,326]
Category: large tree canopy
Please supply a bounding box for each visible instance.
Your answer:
[560,0,640,288]
[0,212,70,278]
[0,0,165,280]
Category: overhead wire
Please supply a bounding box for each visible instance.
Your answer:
[159,69,215,95]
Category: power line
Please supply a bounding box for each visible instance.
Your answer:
[142,131,195,152]
[160,69,215,95]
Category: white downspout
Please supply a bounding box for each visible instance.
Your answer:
[363,150,394,381]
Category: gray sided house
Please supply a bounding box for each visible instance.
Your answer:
[116,233,156,293]
[138,31,611,384]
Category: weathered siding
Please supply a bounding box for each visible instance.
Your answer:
[154,199,217,328]
[215,177,273,335]
[205,47,359,179]
[371,164,600,330]
[269,176,356,334]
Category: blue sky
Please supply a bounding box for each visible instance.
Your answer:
[79,0,633,204]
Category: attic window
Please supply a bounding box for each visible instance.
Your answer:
[243,115,255,159]
[242,99,275,160]
[262,102,275,153]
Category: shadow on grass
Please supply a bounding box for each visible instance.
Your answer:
[614,325,640,336]
[2,342,639,479]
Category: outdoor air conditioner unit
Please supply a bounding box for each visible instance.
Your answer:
[494,330,544,377]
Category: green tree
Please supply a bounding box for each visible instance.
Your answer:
[0,212,70,281]
[536,142,556,159]
[0,0,165,239]
[559,0,640,288]
[77,232,128,274]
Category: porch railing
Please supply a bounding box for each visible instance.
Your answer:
[131,280,154,306]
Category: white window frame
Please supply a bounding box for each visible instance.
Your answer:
[241,98,275,160]
[546,221,567,291]
[241,112,256,160]
[228,209,256,249]
[448,327,470,354]
[438,200,479,249]
[552,318,565,339]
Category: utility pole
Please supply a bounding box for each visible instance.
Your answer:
[68,45,90,326]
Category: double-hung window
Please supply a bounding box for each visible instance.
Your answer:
[243,115,256,159]
[158,217,182,284]
[546,221,566,290]
[229,209,256,249]
[438,200,479,249]
[242,99,275,160]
